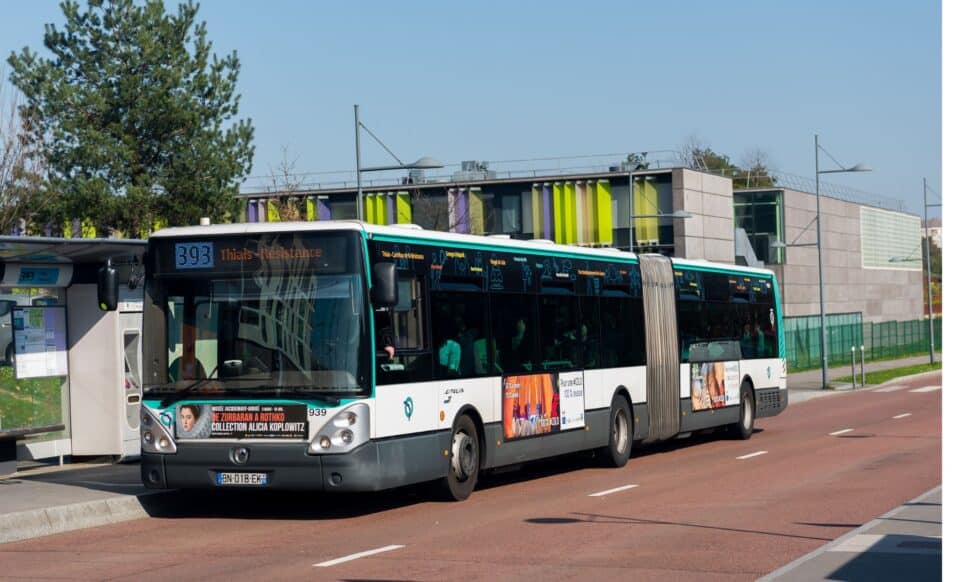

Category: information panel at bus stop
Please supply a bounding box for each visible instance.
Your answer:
[12,306,68,379]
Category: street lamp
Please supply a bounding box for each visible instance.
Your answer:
[354,104,443,222]
[921,177,941,364]
[812,135,870,389]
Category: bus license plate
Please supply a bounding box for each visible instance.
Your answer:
[217,472,268,486]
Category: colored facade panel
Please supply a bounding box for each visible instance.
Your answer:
[552,183,564,243]
[566,183,577,244]
[595,180,613,245]
[81,219,96,239]
[469,188,484,234]
[305,197,317,221]
[246,200,258,223]
[531,186,543,238]
[396,192,412,224]
[634,180,658,243]
[584,182,596,244]
[266,200,280,222]
[316,198,332,221]
[541,184,553,241]
[448,189,469,234]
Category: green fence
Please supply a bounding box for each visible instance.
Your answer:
[784,313,942,371]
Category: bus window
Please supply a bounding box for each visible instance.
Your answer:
[490,293,537,374]
[539,294,579,371]
[430,291,490,379]
[579,296,601,369]
[600,296,645,367]
[377,276,432,385]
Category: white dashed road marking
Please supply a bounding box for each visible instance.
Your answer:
[893,413,912,419]
[314,545,405,568]
[736,451,768,460]
[589,484,638,497]
[829,428,854,436]
[874,384,906,393]
[909,386,941,393]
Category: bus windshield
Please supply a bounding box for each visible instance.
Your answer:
[142,231,369,400]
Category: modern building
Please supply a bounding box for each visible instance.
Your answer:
[734,187,922,323]
[240,161,923,324]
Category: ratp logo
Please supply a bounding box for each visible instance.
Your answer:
[403,397,414,421]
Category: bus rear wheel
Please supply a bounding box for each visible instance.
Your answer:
[600,395,632,467]
[439,414,480,501]
[732,382,755,440]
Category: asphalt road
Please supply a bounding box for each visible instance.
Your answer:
[1,372,941,581]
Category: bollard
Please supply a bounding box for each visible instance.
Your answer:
[850,347,857,389]
[860,345,866,387]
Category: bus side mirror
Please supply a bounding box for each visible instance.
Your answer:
[371,263,398,308]
[98,264,119,311]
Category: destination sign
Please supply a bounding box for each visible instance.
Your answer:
[152,233,358,276]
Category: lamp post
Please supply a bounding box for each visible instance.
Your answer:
[922,177,941,364]
[812,135,870,388]
[354,104,443,222]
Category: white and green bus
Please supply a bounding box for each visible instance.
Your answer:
[99,221,786,500]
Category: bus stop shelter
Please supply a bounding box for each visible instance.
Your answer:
[0,236,146,475]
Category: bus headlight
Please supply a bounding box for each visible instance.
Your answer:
[141,406,178,454]
[308,404,369,455]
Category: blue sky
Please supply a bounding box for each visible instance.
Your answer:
[1,0,942,215]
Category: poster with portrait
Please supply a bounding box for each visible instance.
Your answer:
[690,361,741,411]
[175,403,308,439]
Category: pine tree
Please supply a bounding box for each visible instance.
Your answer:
[8,0,254,236]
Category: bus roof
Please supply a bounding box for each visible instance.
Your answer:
[151,220,776,278]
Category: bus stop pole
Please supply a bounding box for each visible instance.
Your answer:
[850,347,857,389]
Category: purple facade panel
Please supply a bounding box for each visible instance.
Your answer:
[541,184,553,240]
[247,200,258,223]
[317,198,332,220]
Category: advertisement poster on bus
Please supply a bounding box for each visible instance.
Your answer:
[502,372,584,440]
[175,403,308,439]
[691,361,740,411]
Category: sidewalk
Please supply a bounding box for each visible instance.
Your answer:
[787,354,939,404]
[0,354,943,549]
[760,486,941,581]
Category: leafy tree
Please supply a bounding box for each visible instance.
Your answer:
[0,76,49,235]
[8,0,254,236]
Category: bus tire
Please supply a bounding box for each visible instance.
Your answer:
[732,382,755,440]
[601,395,632,467]
[439,414,481,501]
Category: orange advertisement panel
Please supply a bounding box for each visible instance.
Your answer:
[691,361,741,411]
[502,373,561,440]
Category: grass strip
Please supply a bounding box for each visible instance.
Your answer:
[834,361,941,386]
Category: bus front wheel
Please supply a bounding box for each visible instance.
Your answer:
[439,414,480,501]
[601,395,632,467]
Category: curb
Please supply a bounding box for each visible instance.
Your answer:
[0,494,152,544]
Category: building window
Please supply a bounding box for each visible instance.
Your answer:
[733,190,784,264]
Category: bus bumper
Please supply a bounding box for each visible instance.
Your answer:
[142,431,449,492]
[755,387,788,418]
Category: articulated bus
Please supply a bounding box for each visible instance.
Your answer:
[101,221,786,500]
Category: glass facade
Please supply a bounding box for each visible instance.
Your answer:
[733,190,784,264]
[860,206,922,269]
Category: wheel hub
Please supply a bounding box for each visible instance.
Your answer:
[451,431,477,481]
